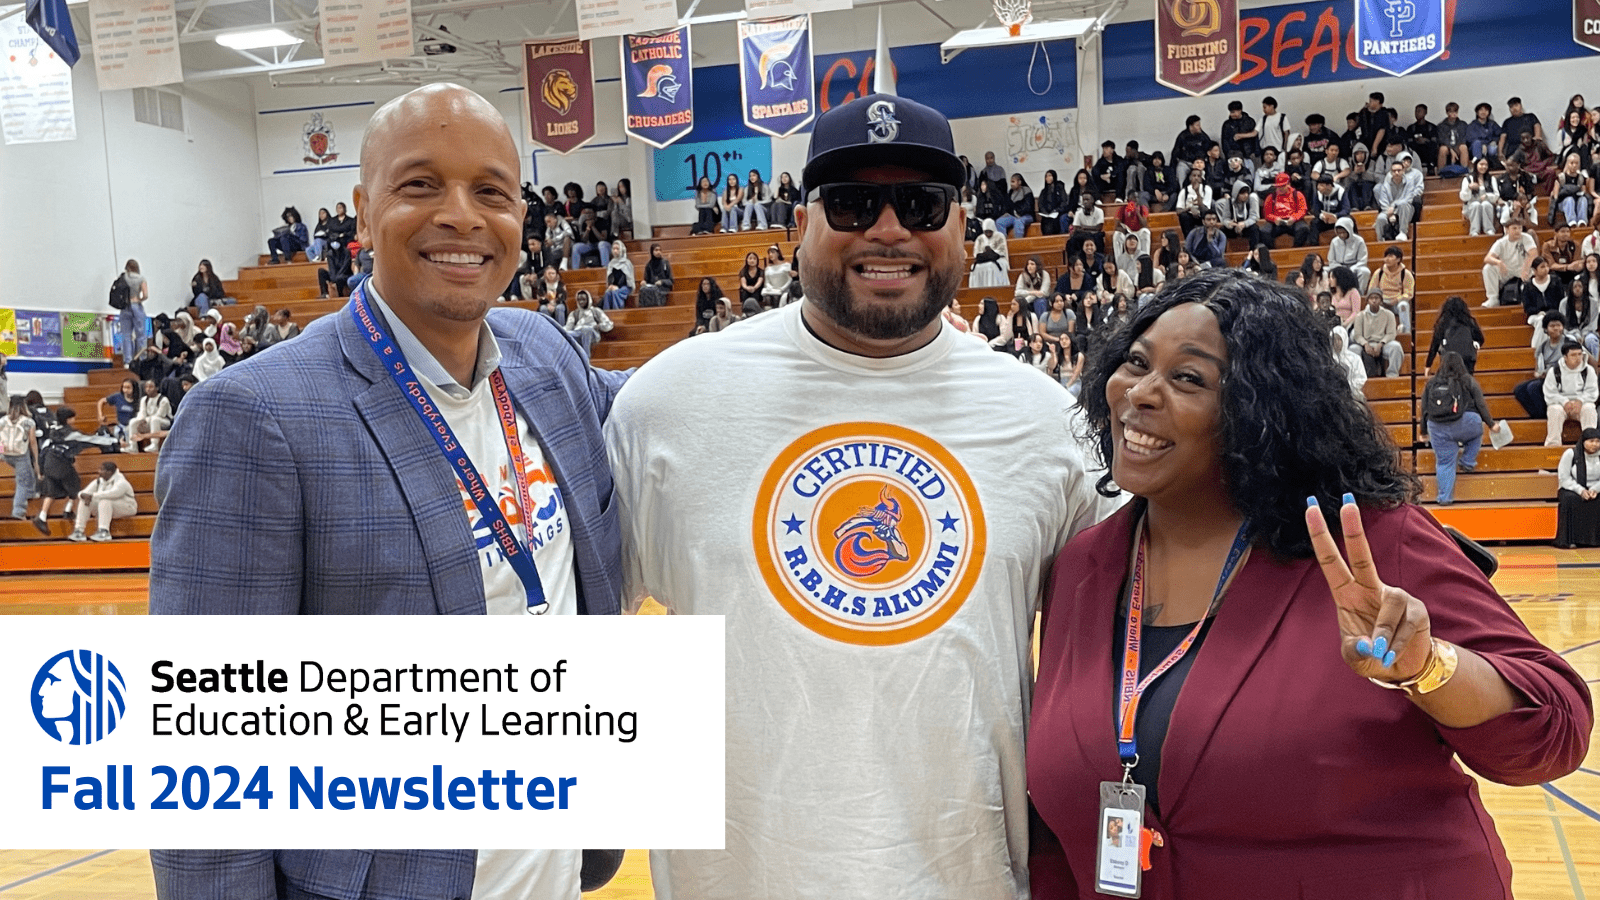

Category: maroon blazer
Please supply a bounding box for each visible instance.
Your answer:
[1028,502,1591,900]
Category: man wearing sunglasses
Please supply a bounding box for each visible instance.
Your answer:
[606,94,1117,899]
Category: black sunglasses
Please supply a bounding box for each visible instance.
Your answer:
[810,182,958,232]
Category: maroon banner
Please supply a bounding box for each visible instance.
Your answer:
[1155,0,1242,97]
[1578,0,1600,53]
[522,39,596,155]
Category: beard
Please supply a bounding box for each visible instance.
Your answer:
[804,249,960,342]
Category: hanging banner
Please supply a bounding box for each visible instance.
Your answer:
[1578,0,1600,52]
[0,309,17,357]
[577,0,675,42]
[0,7,76,144]
[1354,0,1445,76]
[621,27,693,149]
[14,309,61,358]
[88,0,183,92]
[320,0,414,68]
[522,38,596,154]
[1154,0,1241,97]
[738,14,815,138]
[745,0,852,15]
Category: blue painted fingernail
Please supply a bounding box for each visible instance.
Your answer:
[1307,495,1320,508]
[1374,636,1388,657]
[1342,492,1356,506]
[1355,638,1372,657]
[1382,650,1397,668]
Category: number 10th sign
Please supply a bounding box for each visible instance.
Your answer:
[652,137,774,202]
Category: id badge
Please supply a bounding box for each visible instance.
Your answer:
[1095,780,1145,897]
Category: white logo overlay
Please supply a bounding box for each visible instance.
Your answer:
[2,616,724,849]
[866,99,900,144]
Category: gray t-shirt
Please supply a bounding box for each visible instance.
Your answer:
[124,271,146,307]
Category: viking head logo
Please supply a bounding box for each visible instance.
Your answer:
[1169,0,1221,37]
[637,65,683,103]
[541,69,580,116]
[758,40,798,90]
[866,100,899,143]
[831,484,912,578]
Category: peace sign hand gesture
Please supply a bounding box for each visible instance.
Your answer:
[1306,494,1433,682]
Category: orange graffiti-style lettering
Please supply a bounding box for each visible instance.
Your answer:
[1270,11,1307,78]
[1236,16,1271,82]
[1304,8,1342,77]
[819,57,856,113]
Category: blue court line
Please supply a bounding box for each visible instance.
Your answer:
[1544,793,1588,900]
[1542,783,1600,825]
[0,849,116,894]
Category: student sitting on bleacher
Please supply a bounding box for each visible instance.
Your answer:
[533,266,569,326]
[565,290,614,357]
[1217,184,1261,248]
[971,220,1010,289]
[1543,341,1599,446]
[67,460,135,543]
[996,174,1035,239]
[129,380,172,453]
[1371,246,1415,334]
[1514,312,1572,417]
[1329,327,1367,399]
[1483,219,1538,307]
[1562,279,1600,358]
[1065,193,1105,260]
[602,241,634,310]
[1183,211,1227,268]
[1523,257,1565,323]
[1327,217,1370,291]
[1305,174,1348,245]
[1350,288,1404,377]
[1555,428,1600,548]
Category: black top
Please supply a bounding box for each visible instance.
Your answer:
[1112,612,1214,818]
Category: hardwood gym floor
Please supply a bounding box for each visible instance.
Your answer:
[1,551,1595,898]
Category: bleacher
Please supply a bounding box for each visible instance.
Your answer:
[11,175,1589,570]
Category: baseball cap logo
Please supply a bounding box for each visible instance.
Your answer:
[32,650,127,745]
[866,99,899,144]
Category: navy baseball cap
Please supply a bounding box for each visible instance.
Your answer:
[803,93,964,195]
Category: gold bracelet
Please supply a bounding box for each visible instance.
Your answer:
[1368,638,1460,697]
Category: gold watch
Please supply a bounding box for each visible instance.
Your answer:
[1368,638,1459,697]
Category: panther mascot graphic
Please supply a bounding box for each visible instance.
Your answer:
[541,69,580,116]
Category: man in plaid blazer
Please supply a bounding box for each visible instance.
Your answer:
[148,84,627,900]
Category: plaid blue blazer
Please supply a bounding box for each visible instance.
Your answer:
[148,301,628,899]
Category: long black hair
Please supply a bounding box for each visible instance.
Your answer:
[1076,268,1418,559]
[1435,294,1477,332]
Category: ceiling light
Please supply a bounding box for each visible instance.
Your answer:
[216,28,303,50]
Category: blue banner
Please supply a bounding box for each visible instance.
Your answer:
[652,137,773,202]
[622,27,694,149]
[738,14,815,138]
[1355,0,1446,76]
[1103,0,1587,104]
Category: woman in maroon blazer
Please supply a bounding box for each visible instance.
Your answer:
[1028,269,1591,899]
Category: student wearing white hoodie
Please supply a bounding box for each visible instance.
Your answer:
[1544,341,1599,446]
[1326,216,1370,291]
[69,460,136,542]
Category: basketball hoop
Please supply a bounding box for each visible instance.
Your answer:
[994,0,1031,37]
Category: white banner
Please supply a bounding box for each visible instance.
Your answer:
[0,6,76,144]
[88,0,183,92]
[319,0,414,67]
[576,0,677,42]
[1,615,725,849]
[744,0,853,15]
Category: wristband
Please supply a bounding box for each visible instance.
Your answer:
[1368,638,1459,697]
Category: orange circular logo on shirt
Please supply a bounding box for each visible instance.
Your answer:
[752,423,986,646]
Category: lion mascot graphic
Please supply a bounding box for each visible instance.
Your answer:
[541,69,579,116]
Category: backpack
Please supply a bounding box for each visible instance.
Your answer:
[581,248,602,269]
[109,274,131,311]
[1425,377,1464,422]
[0,415,29,456]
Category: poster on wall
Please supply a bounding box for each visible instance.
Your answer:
[622,27,693,148]
[0,309,17,356]
[14,309,61,357]
[739,14,815,138]
[0,7,77,144]
[652,136,772,202]
[1578,0,1600,52]
[88,0,183,92]
[61,312,103,359]
[745,0,852,15]
[522,39,595,154]
[319,0,414,67]
[1354,0,1445,76]
[1153,0,1240,97]
[577,0,675,42]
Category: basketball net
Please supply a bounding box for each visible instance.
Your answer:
[993,0,1031,37]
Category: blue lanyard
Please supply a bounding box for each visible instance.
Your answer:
[1116,517,1250,772]
[351,289,548,613]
